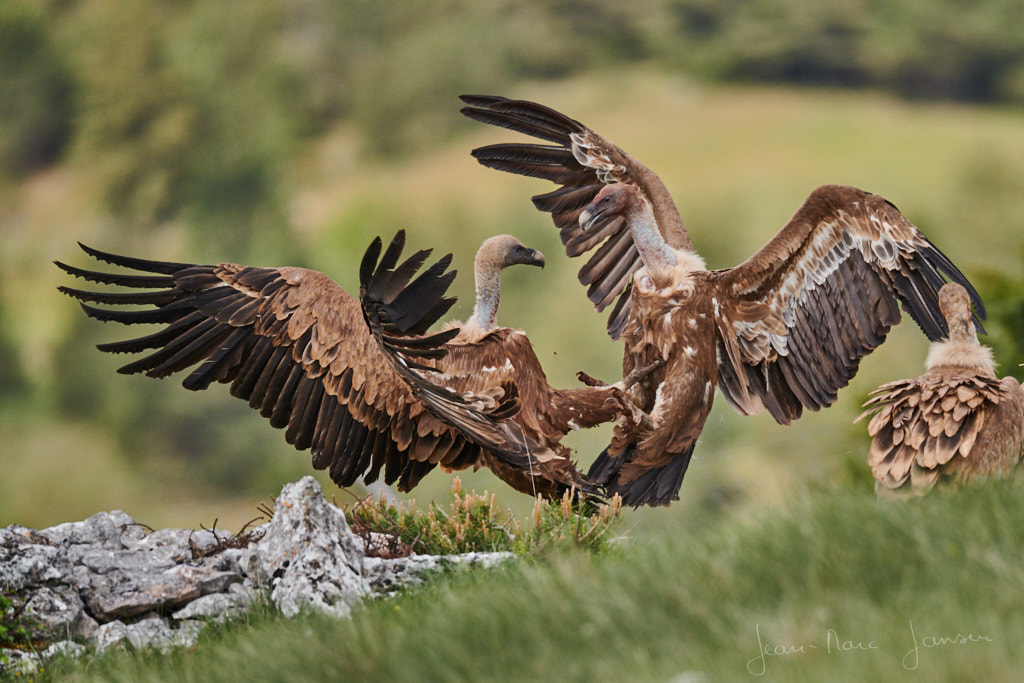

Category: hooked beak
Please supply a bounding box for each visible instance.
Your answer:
[525,249,545,269]
[579,203,602,232]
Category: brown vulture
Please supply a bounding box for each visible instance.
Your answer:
[56,232,629,499]
[461,94,986,506]
[859,283,1023,496]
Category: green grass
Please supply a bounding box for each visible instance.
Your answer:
[39,477,1024,682]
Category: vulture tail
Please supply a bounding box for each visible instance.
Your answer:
[590,445,694,508]
[587,447,629,487]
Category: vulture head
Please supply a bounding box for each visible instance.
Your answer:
[938,282,975,340]
[477,234,546,271]
[926,282,995,375]
[580,183,682,284]
[579,183,639,232]
[468,235,545,334]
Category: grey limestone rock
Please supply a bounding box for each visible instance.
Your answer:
[1,475,516,664]
[364,552,515,595]
[246,476,368,618]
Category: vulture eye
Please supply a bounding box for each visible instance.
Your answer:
[514,245,525,255]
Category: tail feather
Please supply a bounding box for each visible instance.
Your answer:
[590,445,694,507]
[587,446,628,487]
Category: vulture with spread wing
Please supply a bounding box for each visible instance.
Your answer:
[57,232,628,499]
[859,283,1023,496]
[462,94,986,506]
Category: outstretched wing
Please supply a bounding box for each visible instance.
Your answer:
[710,184,986,425]
[461,94,687,339]
[56,233,508,493]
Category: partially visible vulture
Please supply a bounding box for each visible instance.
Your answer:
[859,282,1023,496]
[461,94,986,506]
[56,232,630,499]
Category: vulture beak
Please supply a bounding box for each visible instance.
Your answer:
[579,203,602,232]
[525,248,545,269]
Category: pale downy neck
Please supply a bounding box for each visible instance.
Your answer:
[628,198,704,280]
[925,310,996,376]
[467,256,501,333]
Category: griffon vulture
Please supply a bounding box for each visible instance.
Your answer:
[859,282,1023,496]
[461,94,985,505]
[56,232,629,499]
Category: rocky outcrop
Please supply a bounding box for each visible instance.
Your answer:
[0,476,513,675]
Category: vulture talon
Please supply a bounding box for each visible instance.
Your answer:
[576,370,607,387]
[617,359,665,391]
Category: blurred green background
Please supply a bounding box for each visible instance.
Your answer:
[3,0,1024,534]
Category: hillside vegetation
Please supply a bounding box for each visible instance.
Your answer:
[39,478,1024,681]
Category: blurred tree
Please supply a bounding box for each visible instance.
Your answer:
[168,0,304,261]
[659,0,1024,103]
[49,313,297,491]
[62,0,304,261]
[64,0,198,226]
[975,261,1024,383]
[0,3,75,175]
[0,292,28,402]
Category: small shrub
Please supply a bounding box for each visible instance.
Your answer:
[0,591,29,652]
[346,477,622,558]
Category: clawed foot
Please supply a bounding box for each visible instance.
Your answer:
[576,370,607,387]
[577,361,663,431]
[614,359,665,391]
[576,359,664,391]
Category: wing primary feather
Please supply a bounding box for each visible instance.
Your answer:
[95,310,207,354]
[76,243,191,274]
[54,261,174,288]
[229,337,277,401]
[358,235,385,288]
[460,95,586,137]
[470,143,577,168]
[267,365,304,427]
[532,183,605,214]
[182,327,251,390]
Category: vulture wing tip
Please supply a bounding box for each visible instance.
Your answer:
[459,94,503,106]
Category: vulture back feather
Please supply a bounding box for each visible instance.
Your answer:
[859,282,1023,496]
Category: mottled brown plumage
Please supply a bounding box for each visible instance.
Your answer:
[463,95,986,506]
[859,283,1023,496]
[387,234,635,498]
[57,232,627,499]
